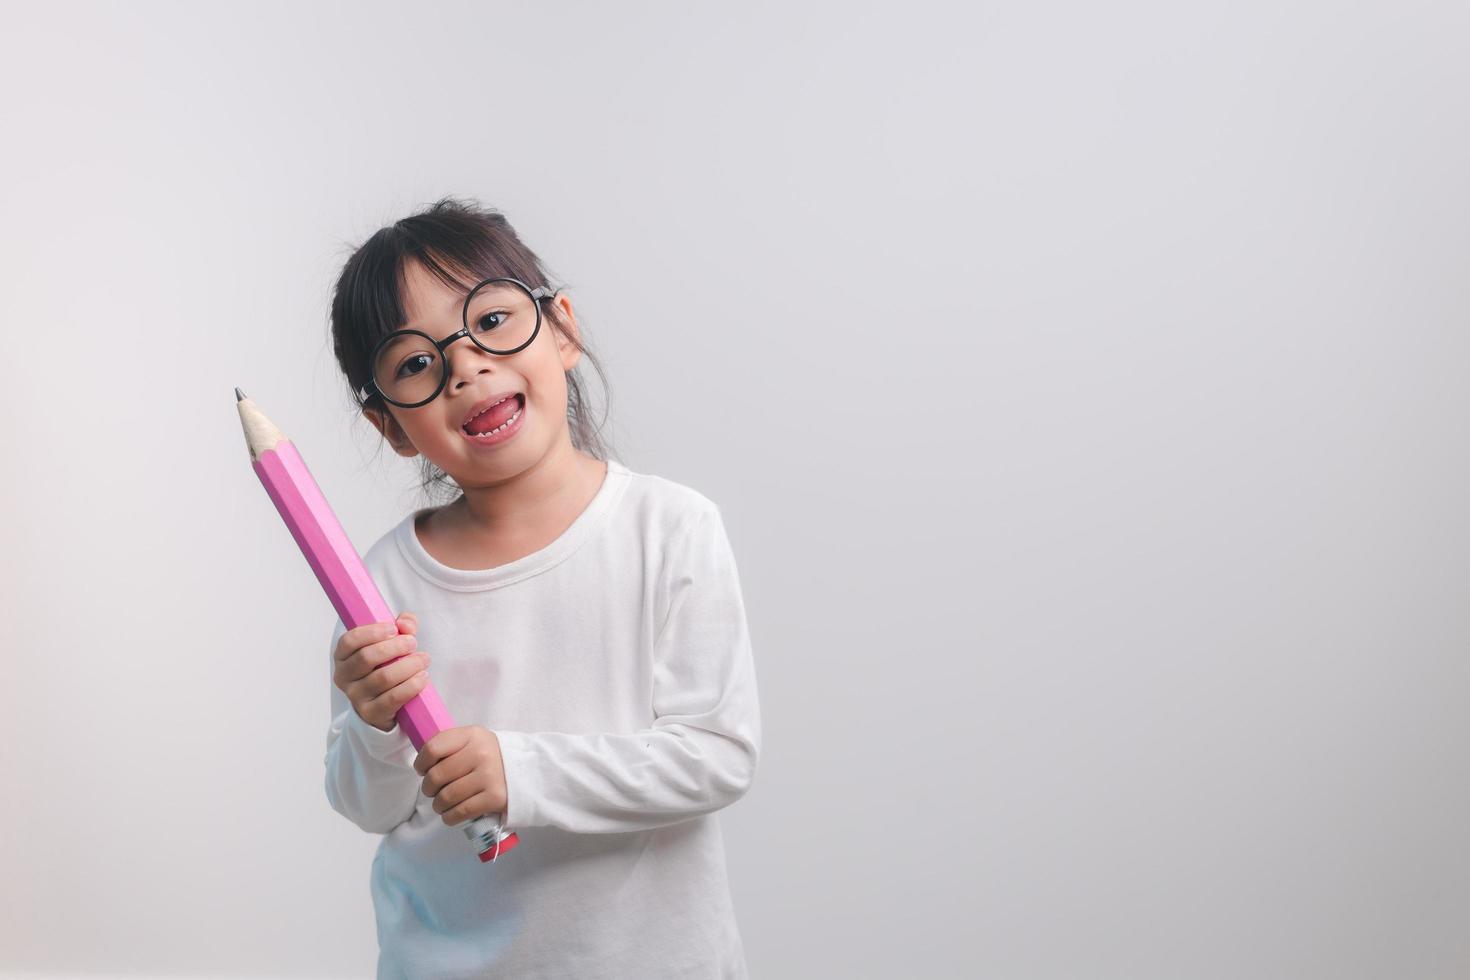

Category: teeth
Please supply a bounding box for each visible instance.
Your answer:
[466,395,512,426]
[468,407,521,438]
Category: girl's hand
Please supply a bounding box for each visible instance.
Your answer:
[332,611,431,732]
[413,725,510,827]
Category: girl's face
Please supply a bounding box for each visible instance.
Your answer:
[362,258,584,479]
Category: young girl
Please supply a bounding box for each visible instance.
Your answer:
[321,197,762,979]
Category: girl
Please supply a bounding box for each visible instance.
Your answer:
[321,197,762,979]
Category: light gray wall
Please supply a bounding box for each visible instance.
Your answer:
[2,1,1466,977]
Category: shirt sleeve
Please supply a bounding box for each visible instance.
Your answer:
[322,617,425,834]
[493,504,763,835]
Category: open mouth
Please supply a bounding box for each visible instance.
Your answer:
[461,393,525,441]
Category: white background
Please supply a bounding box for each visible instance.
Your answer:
[2,1,1467,977]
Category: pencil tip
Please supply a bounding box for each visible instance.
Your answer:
[235,387,247,402]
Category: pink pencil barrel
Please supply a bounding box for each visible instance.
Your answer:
[235,388,519,863]
[254,437,455,745]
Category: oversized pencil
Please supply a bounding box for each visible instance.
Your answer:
[234,387,520,863]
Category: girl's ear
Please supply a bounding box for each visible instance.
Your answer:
[550,293,583,373]
[363,405,419,458]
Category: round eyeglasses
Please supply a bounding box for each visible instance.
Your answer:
[358,276,557,409]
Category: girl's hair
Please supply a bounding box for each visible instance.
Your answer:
[328,197,614,504]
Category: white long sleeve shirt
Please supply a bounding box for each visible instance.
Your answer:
[322,458,761,979]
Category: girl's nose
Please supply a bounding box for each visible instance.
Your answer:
[444,335,496,390]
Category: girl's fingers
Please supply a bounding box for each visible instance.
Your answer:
[351,634,418,683]
[393,668,431,707]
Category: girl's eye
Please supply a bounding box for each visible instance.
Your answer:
[474,312,507,332]
[396,354,433,379]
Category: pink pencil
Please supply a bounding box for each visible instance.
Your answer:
[234,387,520,863]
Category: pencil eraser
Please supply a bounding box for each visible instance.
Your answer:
[478,832,521,862]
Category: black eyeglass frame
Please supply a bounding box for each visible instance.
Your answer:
[357,276,558,409]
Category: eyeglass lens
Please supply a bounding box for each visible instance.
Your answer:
[372,280,539,406]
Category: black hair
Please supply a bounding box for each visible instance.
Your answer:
[328,196,614,503]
